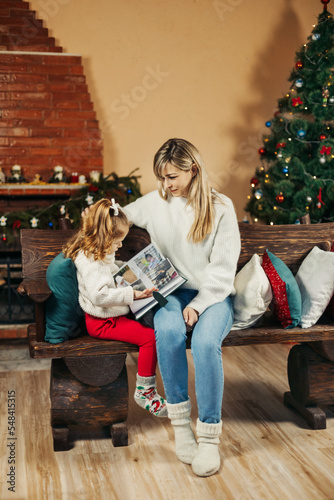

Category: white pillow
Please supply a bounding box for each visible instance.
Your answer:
[231,254,273,330]
[295,246,334,328]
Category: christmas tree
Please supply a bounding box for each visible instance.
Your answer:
[246,0,334,225]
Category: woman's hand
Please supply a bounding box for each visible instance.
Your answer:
[134,287,158,300]
[183,307,198,332]
[81,206,90,217]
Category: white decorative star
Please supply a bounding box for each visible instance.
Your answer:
[0,216,7,227]
[30,217,39,228]
[85,195,94,206]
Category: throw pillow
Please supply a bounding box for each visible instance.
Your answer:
[45,252,84,343]
[262,249,302,329]
[325,242,334,318]
[231,254,273,330]
[295,246,334,328]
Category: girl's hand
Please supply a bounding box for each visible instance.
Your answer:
[183,307,199,332]
[134,287,158,300]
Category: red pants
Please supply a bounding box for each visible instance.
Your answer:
[85,313,157,377]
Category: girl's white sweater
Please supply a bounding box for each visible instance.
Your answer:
[123,190,241,315]
[74,251,134,318]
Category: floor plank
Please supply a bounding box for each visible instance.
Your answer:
[0,343,334,499]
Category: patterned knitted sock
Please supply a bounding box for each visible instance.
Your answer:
[134,374,167,418]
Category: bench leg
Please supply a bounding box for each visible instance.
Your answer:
[52,425,73,451]
[285,344,334,429]
[283,392,327,430]
[110,422,128,447]
[50,357,129,450]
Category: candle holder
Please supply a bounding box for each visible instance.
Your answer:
[70,172,79,183]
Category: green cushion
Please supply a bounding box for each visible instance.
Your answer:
[45,252,84,343]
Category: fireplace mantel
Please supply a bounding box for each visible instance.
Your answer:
[0,184,85,197]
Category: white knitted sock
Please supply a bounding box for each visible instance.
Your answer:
[192,419,222,477]
[134,374,167,418]
[167,399,198,465]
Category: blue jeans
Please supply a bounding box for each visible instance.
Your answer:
[153,289,233,424]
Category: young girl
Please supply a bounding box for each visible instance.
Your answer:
[63,198,167,418]
[123,138,241,477]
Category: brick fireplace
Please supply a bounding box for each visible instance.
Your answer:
[0,0,104,334]
[0,0,104,197]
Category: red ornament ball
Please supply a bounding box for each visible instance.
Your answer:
[258,147,266,156]
[319,134,327,140]
[276,193,285,203]
[295,61,303,70]
[250,177,259,186]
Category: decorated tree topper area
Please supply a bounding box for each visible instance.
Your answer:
[0,170,142,246]
[246,0,334,225]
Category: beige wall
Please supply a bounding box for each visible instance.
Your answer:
[29,0,321,219]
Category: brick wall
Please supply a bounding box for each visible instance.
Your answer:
[0,0,103,183]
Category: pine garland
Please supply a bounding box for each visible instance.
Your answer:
[0,170,142,247]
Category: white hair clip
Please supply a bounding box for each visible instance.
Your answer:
[110,198,120,216]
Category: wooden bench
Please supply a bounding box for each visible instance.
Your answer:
[18,221,334,451]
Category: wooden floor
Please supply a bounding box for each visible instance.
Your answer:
[1,341,334,500]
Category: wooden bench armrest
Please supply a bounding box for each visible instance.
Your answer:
[17,279,52,303]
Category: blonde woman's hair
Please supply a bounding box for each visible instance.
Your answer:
[153,138,219,243]
[63,198,130,261]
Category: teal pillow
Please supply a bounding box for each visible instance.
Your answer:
[262,249,302,329]
[45,252,84,343]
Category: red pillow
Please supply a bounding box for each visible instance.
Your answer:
[262,249,302,329]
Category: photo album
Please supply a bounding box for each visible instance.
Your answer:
[114,243,186,319]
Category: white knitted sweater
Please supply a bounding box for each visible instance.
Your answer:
[123,190,241,315]
[74,251,134,318]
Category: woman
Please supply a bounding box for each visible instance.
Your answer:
[123,138,241,477]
